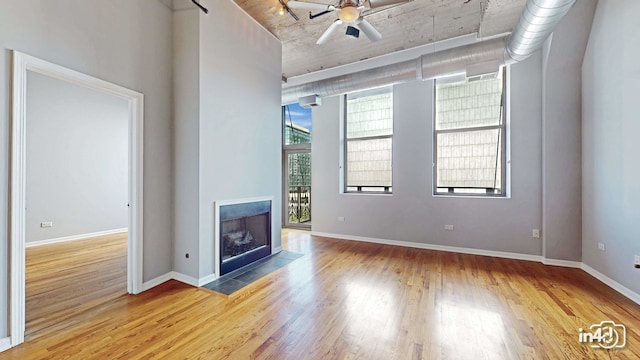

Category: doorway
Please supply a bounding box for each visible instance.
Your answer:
[10,52,144,347]
[284,150,311,228]
[282,103,312,229]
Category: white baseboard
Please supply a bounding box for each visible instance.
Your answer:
[581,264,640,306]
[142,271,202,291]
[273,246,283,253]
[0,337,12,352]
[26,228,128,248]
[542,258,582,268]
[142,272,174,292]
[311,231,640,306]
[311,231,543,263]
[198,273,218,286]
[169,272,199,287]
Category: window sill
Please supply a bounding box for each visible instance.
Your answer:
[432,193,510,199]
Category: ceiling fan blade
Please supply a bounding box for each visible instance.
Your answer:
[287,1,335,12]
[356,18,382,42]
[366,0,409,9]
[317,19,343,45]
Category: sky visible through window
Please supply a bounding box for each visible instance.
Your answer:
[285,103,312,133]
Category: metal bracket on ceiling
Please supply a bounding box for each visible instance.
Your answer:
[279,0,300,21]
[192,0,209,14]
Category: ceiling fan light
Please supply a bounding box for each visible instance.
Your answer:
[338,6,360,22]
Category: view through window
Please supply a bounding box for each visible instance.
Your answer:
[283,103,312,226]
[434,69,506,196]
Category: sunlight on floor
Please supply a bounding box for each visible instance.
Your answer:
[438,301,507,358]
[344,280,400,342]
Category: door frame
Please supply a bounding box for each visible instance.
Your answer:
[10,51,144,346]
[283,147,311,229]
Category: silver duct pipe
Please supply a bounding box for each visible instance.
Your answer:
[282,0,576,105]
[507,0,576,61]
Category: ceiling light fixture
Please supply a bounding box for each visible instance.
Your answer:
[337,6,360,22]
[279,6,286,15]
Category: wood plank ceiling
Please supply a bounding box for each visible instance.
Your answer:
[232,0,528,79]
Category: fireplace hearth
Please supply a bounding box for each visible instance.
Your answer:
[216,199,272,276]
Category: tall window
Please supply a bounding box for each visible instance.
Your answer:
[434,69,507,196]
[282,103,312,228]
[283,103,312,145]
[345,87,393,193]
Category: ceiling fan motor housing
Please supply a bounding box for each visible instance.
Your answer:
[338,0,361,22]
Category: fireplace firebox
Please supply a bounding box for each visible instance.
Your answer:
[216,199,272,276]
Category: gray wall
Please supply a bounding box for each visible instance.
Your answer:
[311,2,597,262]
[582,0,640,294]
[172,0,283,279]
[541,0,597,261]
[312,54,544,255]
[0,0,173,339]
[173,6,201,278]
[26,72,128,243]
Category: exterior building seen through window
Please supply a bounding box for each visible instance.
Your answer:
[282,103,312,226]
[283,103,311,145]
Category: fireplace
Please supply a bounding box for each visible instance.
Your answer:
[216,198,272,276]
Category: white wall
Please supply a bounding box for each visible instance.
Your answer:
[26,72,128,243]
[312,53,544,255]
[582,0,640,294]
[172,0,283,279]
[0,0,173,339]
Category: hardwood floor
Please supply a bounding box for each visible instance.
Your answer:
[25,232,128,341]
[3,229,639,359]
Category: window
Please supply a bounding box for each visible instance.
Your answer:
[433,68,507,196]
[283,103,312,145]
[344,87,393,193]
[282,103,312,228]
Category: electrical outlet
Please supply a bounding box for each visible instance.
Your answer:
[598,243,606,251]
[634,255,640,269]
[40,221,53,228]
[445,225,454,231]
[532,229,540,238]
[337,216,345,222]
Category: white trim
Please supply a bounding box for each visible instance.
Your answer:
[581,264,640,306]
[0,337,12,352]
[273,246,283,254]
[311,232,542,262]
[25,228,128,248]
[141,271,231,291]
[198,273,218,287]
[171,272,200,287]
[10,51,144,349]
[142,272,174,292]
[542,258,582,268]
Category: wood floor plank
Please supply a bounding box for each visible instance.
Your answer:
[2,229,639,359]
[24,232,128,342]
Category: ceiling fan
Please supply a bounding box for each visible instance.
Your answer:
[287,0,408,45]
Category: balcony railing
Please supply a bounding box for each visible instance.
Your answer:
[288,185,311,224]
